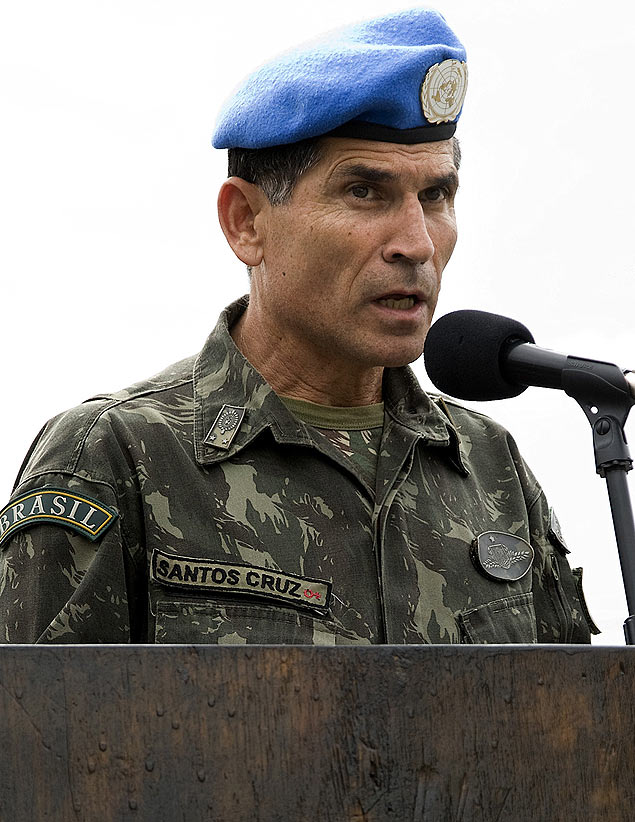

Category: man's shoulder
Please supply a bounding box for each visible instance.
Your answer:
[15,355,198,488]
[90,354,196,404]
[430,393,540,498]
[54,352,197,437]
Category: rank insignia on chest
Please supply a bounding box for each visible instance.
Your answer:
[204,405,246,450]
[470,531,534,583]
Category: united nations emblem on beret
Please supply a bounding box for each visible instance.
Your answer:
[470,531,534,583]
[421,59,468,124]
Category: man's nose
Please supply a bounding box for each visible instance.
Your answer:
[382,197,435,264]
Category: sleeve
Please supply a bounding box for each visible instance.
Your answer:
[0,400,148,644]
[0,473,146,643]
[508,436,600,644]
[530,491,600,643]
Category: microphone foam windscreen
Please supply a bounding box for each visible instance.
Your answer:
[423,310,535,400]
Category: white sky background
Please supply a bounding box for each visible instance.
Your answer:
[1,0,634,643]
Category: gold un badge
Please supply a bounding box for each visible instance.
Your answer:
[420,59,468,124]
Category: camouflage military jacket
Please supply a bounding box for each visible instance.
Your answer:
[0,298,596,644]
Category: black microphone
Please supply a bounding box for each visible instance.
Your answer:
[423,309,634,404]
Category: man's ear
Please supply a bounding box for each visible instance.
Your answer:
[217,178,267,267]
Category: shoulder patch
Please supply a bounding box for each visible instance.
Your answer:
[0,488,118,548]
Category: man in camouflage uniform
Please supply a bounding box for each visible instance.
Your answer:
[0,9,597,644]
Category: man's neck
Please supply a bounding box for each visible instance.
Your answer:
[231,311,384,407]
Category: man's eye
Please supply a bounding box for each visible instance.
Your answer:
[350,184,371,198]
[421,186,448,203]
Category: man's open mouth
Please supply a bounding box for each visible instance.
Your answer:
[376,295,417,310]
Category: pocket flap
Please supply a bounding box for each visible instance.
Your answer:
[459,592,537,644]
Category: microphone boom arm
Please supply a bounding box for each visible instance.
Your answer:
[506,342,634,473]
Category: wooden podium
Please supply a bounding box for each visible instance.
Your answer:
[1,645,633,820]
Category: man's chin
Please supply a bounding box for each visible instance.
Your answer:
[377,343,426,369]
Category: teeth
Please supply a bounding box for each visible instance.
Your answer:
[378,296,415,310]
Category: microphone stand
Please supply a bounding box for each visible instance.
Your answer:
[567,363,635,644]
[509,348,635,643]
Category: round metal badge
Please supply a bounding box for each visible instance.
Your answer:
[470,531,534,583]
[420,59,468,124]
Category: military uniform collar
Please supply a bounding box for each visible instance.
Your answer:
[193,297,310,465]
[382,365,469,476]
[193,297,469,475]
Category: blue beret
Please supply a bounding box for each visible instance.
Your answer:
[212,8,467,149]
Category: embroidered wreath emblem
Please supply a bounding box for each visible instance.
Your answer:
[483,543,531,570]
[218,408,240,433]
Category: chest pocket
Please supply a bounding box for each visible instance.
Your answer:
[458,592,537,644]
[154,599,366,645]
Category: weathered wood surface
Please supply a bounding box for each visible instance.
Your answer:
[0,645,632,821]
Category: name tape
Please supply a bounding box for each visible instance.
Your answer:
[0,488,118,547]
[151,549,331,613]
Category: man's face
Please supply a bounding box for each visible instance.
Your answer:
[252,137,458,371]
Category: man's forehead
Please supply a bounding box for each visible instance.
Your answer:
[317,137,457,180]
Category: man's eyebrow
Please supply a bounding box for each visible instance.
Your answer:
[331,164,398,183]
[425,170,460,191]
[331,164,459,190]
